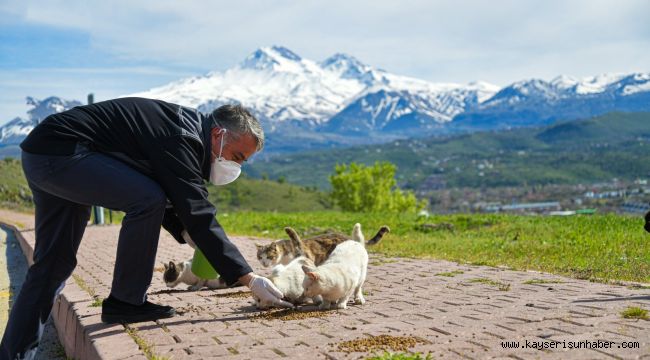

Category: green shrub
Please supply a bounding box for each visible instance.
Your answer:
[329,162,426,213]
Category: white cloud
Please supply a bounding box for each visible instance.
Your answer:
[1,0,648,122]
[3,0,647,80]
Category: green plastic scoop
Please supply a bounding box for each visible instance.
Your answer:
[191,248,219,279]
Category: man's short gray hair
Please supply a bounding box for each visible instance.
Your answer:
[210,104,264,151]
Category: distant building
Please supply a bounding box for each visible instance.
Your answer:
[478,201,561,214]
[620,202,650,214]
[417,174,446,194]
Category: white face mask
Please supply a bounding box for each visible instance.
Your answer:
[209,129,242,186]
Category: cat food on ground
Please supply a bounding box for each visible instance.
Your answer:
[209,290,252,299]
[175,304,203,315]
[249,308,333,321]
[334,334,429,353]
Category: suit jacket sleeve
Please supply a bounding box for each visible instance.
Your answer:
[149,134,252,285]
[161,206,186,245]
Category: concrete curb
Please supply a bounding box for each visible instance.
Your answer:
[0,221,143,360]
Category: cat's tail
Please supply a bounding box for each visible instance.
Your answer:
[352,223,364,244]
[284,227,305,255]
[365,225,390,246]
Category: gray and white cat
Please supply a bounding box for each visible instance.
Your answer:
[302,223,369,310]
[163,260,228,291]
[255,256,323,309]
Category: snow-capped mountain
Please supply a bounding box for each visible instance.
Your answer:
[2,46,649,156]
[0,97,82,145]
[131,46,369,126]
[130,46,650,140]
[453,73,650,130]
[129,46,494,134]
[325,82,499,134]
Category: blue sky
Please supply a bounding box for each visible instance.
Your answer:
[1,0,649,124]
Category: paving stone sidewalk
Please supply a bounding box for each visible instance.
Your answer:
[1,209,649,359]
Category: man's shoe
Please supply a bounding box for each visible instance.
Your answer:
[101,295,175,324]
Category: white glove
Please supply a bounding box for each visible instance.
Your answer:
[247,274,294,308]
[181,230,197,249]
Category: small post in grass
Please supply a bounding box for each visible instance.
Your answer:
[88,93,104,225]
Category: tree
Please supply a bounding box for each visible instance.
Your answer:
[329,161,427,212]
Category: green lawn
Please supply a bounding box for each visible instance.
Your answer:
[217,211,650,283]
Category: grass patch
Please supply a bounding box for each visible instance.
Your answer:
[621,307,649,320]
[367,352,433,360]
[435,270,464,277]
[219,211,650,283]
[71,274,105,308]
[124,324,169,360]
[468,278,511,291]
[627,284,650,290]
[53,343,73,360]
[369,259,399,266]
[523,278,564,285]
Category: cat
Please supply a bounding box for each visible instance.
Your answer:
[255,224,389,268]
[255,256,323,309]
[301,223,369,310]
[163,260,228,291]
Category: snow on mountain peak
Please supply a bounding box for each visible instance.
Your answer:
[320,53,367,74]
[123,46,650,138]
[239,46,303,72]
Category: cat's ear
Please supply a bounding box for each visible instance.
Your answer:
[163,262,169,270]
[255,243,264,249]
[306,271,319,281]
[302,264,320,281]
[168,261,175,269]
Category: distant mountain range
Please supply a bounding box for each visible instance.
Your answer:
[1,46,649,156]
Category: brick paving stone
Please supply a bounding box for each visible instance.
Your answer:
[1,210,649,359]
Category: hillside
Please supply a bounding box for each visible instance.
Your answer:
[246,112,650,190]
[0,159,332,212]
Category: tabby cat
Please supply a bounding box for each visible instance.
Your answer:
[255,224,389,267]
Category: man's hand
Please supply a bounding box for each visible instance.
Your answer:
[244,273,293,308]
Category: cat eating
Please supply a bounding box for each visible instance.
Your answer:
[255,256,322,309]
[255,224,389,267]
[163,260,228,291]
[301,223,370,310]
[255,224,388,309]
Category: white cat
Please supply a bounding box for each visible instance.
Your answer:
[255,256,323,309]
[301,223,369,310]
[163,260,228,291]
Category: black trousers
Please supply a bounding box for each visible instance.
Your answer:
[1,145,167,360]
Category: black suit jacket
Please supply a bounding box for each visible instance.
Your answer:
[21,97,252,284]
